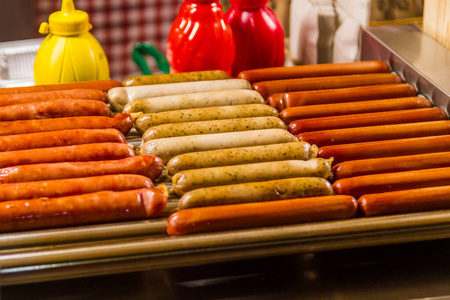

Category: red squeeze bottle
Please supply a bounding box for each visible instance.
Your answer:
[166,0,235,75]
[225,0,285,77]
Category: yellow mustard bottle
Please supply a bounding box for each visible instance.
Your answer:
[34,0,109,84]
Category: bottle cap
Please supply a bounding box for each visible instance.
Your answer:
[39,0,92,36]
[230,0,268,8]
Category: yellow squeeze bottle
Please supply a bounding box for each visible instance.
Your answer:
[34,0,109,84]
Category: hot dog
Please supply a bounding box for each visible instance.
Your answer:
[0,80,121,95]
[0,89,107,107]
[358,186,450,217]
[167,195,358,236]
[297,120,450,148]
[0,113,133,136]
[123,89,265,114]
[140,129,298,164]
[134,104,278,135]
[0,99,112,121]
[0,143,135,169]
[237,60,390,84]
[108,79,251,111]
[318,135,450,164]
[279,97,432,124]
[123,70,230,86]
[142,117,286,141]
[166,142,317,176]
[253,73,402,99]
[172,158,332,195]
[0,188,167,233]
[333,167,450,198]
[267,83,416,111]
[178,177,334,210]
[0,128,126,152]
[287,108,448,135]
[0,174,154,202]
[332,152,450,180]
[0,155,163,183]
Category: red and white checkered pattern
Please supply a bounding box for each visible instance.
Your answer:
[34,0,183,81]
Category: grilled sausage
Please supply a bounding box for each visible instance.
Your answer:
[134,104,278,135]
[0,155,164,183]
[123,89,265,114]
[358,186,450,217]
[0,89,107,107]
[279,97,432,124]
[318,135,450,164]
[0,114,133,136]
[252,73,402,99]
[0,174,154,202]
[178,177,334,210]
[123,70,230,86]
[333,167,450,198]
[0,99,112,121]
[166,142,317,176]
[140,129,298,164]
[287,108,448,135]
[0,188,167,233]
[142,117,286,141]
[108,79,251,111]
[297,120,450,147]
[0,128,126,152]
[332,152,450,180]
[237,60,390,84]
[167,195,358,236]
[0,80,121,94]
[172,158,333,195]
[267,83,416,111]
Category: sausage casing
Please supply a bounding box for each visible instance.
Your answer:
[0,174,154,202]
[178,177,334,210]
[168,195,358,236]
[287,108,448,135]
[0,188,167,233]
[0,80,121,95]
[123,70,230,86]
[172,158,333,195]
[0,128,126,152]
[123,89,265,114]
[140,129,298,164]
[358,186,450,217]
[134,104,278,135]
[166,142,318,176]
[0,155,164,183]
[142,117,286,141]
[279,97,432,124]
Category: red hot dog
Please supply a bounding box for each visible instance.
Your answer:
[287,108,447,135]
[0,188,167,233]
[0,113,133,136]
[167,195,358,236]
[279,97,432,125]
[297,120,450,148]
[268,83,417,112]
[252,73,402,99]
[0,128,126,152]
[318,135,450,164]
[0,155,164,183]
[0,143,135,169]
[0,174,154,202]
[0,79,121,95]
[0,89,107,107]
[237,60,390,84]
[358,186,450,217]
[0,99,112,121]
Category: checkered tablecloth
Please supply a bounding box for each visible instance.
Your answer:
[34,0,183,81]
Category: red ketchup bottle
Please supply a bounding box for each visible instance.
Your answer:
[166,0,235,75]
[225,0,285,77]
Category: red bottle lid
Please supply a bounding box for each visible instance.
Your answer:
[230,0,268,9]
